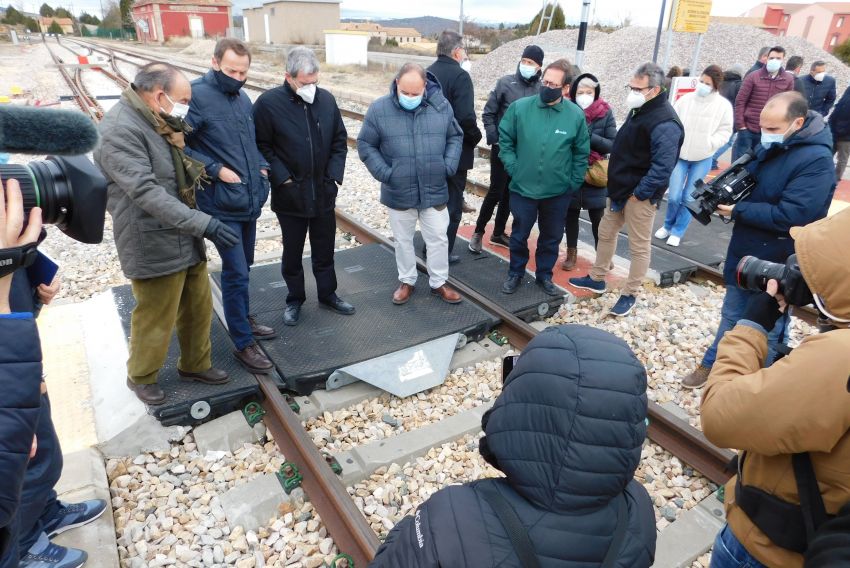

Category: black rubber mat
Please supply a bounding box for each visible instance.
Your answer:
[212,244,498,394]
[413,233,565,320]
[111,285,279,426]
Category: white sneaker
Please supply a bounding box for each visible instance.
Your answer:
[666,235,681,247]
[654,227,670,240]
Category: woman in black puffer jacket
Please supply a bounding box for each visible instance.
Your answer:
[562,73,617,271]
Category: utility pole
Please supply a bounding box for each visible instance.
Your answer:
[574,0,591,70]
[652,0,667,63]
[459,0,463,35]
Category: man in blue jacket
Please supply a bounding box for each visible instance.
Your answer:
[186,38,275,373]
[800,60,836,117]
[681,91,836,389]
[829,84,850,180]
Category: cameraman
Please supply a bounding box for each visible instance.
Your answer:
[0,175,44,564]
[681,91,835,389]
[701,207,850,568]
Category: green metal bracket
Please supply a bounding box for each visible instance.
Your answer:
[331,553,354,568]
[323,453,343,475]
[284,393,300,414]
[487,330,508,346]
[242,402,265,427]
[276,462,303,494]
[716,485,725,503]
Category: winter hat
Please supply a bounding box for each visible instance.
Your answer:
[521,45,544,67]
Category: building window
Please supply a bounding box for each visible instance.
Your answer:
[831,34,839,46]
[839,16,845,28]
[269,7,275,15]
[784,14,789,22]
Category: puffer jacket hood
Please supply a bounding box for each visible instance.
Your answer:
[388,71,448,113]
[480,324,648,513]
[570,72,601,102]
[791,205,850,321]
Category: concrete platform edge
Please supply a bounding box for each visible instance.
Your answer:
[652,494,725,567]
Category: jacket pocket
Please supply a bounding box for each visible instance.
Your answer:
[214,181,249,213]
[271,178,308,213]
[259,176,271,209]
[138,220,181,264]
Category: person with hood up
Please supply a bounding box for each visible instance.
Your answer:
[357,63,464,306]
[470,44,544,254]
[680,91,836,390]
[369,324,657,568]
[702,206,850,568]
[561,72,616,270]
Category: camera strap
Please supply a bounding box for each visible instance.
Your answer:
[0,242,39,278]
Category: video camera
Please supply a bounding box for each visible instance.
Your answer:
[686,152,757,226]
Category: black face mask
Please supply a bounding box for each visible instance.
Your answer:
[214,69,246,95]
[539,85,563,104]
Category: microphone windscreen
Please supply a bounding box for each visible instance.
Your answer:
[0,105,100,155]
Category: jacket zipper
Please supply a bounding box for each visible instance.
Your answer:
[304,104,316,203]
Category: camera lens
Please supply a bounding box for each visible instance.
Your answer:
[0,160,72,225]
[736,256,787,292]
[0,162,41,216]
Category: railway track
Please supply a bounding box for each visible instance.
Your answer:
[44,38,103,120]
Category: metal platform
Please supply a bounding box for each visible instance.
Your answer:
[414,233,566,320]
[212,244,499,395]
[111,285,281,426]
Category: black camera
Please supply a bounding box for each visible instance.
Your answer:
[736,254,813,307]
[0,155,108,244]
[686,153,757,226]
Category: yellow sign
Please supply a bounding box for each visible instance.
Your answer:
[673,0,712,34]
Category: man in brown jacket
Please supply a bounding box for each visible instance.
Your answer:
[701,206,850,568]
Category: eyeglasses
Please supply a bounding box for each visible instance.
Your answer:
[541,80,563,88]
[626,85,652,93]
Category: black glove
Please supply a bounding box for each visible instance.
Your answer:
[741,292,783,331]
[204,218,239,249]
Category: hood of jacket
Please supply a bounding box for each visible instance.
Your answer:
[755,110,832,159]
[791,206,850,321]
[479,324,648,514]
[723,70,742,82]
[388,71,448,113]
[570,72,601,103]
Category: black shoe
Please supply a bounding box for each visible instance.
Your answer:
[283,303,301,326]
[501,276,521,294]
[320,295,355,315]
[536,277,561,296]
[126,378,165,406]
[449,254,461,265]
[490,233,510,248]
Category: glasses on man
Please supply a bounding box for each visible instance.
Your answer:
[541,80,563,88]
[626,85,652,93]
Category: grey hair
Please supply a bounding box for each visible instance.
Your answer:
[134,62,181,93]
[395,62,426,83]
[437,29,463,57]
[286,46,320,78]
[634,62,665,89]
[757,46,771,59]
[811,60,826,71]
[578,76,598,90]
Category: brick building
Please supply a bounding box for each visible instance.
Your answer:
[131,0,232,42]
[746,2,850,52]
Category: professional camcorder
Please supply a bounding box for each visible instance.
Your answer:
[686,152,757,226]
[736,254,813,308]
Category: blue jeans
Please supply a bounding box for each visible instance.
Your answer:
[702,285,791,368]
[712,131,737,168]
[732,129,759,162]
[508,191,571,280]
[710,525,767,568]
[664,158,713,239]
[215,220,257,351]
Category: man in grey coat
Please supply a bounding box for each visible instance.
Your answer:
[94,63,238,406]
[357,63,464,306]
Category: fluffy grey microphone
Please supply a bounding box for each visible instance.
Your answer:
[0,105,100,155]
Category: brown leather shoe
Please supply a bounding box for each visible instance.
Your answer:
[248,316,277,340]
[392,283,414,305]
[560,247,578,271]
[126,377,165,406]
[681,365,710,389]
[233,343,274,374]
[431,284,462,304]
[178,367,230,385]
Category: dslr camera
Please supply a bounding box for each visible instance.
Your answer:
[736,254,813,307]
[686,152,757,226]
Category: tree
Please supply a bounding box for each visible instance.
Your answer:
[54,6,72,18]
[39,3,54,16]
[101,1,121,29]
[47,19,63,33]
[528,3,566,34]
[2,5,24,23]
[498,22,505,30]
[835,38,850,66]
[118,0,132,30]
[24,16,38,30]
[79,11,99,25]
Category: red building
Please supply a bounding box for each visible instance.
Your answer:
[131,0,232,42]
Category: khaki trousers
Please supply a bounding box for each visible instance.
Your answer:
[589,197,657,296]
[127,262,213,385]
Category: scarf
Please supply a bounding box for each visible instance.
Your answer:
[583,97,610,165]
[122,86,208,208]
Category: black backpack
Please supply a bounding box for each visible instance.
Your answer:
[795,453,850,567]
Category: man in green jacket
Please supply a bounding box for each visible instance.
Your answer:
[499,58,590,295]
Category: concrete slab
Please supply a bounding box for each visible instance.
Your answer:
[334,403,493,485]
[219,474,292,532]
[661,401,692,424]
[194,411,266,454]
[51,448,120,567]
[653,494,725,567]
[98,414,190,459]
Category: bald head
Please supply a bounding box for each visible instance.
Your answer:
[134,62,191,116]
[396,63,427,98]
[761,91,808,140]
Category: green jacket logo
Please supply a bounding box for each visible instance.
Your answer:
[555,129,568,135]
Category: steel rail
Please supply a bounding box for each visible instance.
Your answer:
[44,40,102,121]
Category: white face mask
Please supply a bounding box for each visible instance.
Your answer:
[765,59,782,73]
[460,59,472,73]
[575,94,594,109]
[296,82,317,104]
[696,83,712,97]
[814,72,827,82]
[626,90,647,110]
[162,92,189,119]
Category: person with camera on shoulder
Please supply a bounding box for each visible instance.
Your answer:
[701,206,850,568]
[681,91,835,389]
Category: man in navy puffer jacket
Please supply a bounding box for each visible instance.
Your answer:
[369,324,656,567]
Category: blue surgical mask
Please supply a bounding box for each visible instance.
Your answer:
[519,63,538,80]
[398,93,423,111]
[765,59,782,73]
[696,83,712,97]
[761,122,795,149]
